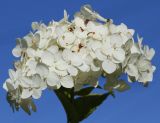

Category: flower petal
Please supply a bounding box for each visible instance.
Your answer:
[112,48,125,63]
[41,51,55,66]
[60,76,74,88]
[21,89,32,99]
[78,64,90,72]
[102,60,117,74]
[36,63,49,77]
[46,72,60,87]
[126,64,138,78]
[12,45,22,57]
[67,65,78,76]
[32,89,42,99]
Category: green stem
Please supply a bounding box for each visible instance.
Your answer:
[54,89,79,123]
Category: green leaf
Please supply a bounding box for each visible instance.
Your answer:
[6,91,20,112]
[30,100,37,112]
[116,80,130,92]
[54,89,79,123]
[19,98,37,115]
[20,99,31,115]
[74,87,95,96]
[6,92,16,112]
[104,81,116,91]
[6,89,37,115]
[128,76,136,82]
[143,82,149,87]
[104,79,130,92]
[74,93,111,121]
[106,67,122,82]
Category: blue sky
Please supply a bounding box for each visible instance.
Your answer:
[0,0,160,123]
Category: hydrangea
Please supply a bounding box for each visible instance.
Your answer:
[3,5,155,103]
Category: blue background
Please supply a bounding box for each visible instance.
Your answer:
[0,0,159,123]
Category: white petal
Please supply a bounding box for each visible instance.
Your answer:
[12,45,22,57]
[102,60,117,74]
[74,28,87,39]
[55,60,68,70]
[71,55,83,66]
[58,37,67,47]
[62,49,73,62]
[20,77,32,88]
[36,63,49,77]
[26,59,37,72]
[74,16,86,29]
[138,72,153,83]
[126,64,138,78]
[39,38,50,49]
[91,41,102,51]
[109,24,117,34]
[110,34,123,47]
[146,47,155,60]
[67,65,78,76]
[32,89,42,99]
[64,9,68,21]
[47,45,59,54]
[112,48,125,63]
[36,49,43,57]
[54,69,68,76]
[129,29,135,36]
[64,32,76,44]
[46,72,60,87]
[95,50,106,61]
[60,76,74,88]
[83,5,107,22]
[41,51,55,66]
[3,79,14,91]
[55,25,67,37]
[26,48,35,58]
[21,89,33,99]
[117,23,128,33]
[78,64,90,72]
[97,25,109,36]
[131,44,140,54]
[3,83,8,91]
[86,21,96,32]
[32,22,40,30]
[32,74,42,88]
[9,69,16,81]
[152,66,156,72]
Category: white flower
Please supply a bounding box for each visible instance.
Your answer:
[125,54,155,83]
[60,75,74,88]
[12,38,27,57]
[4,5,156,102]
[35,63,49,78]
[97,34,125,73]
[109,23,135,44]
[102,60,117,74]
[58,32,76,48]
[86,21,109,40]
[3,69,21,91]
[46,71,61,88]
[127,36,156,82]
[74,16,86,29]
[20,74,46,99]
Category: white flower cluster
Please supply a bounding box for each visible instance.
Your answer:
[3,5,155,100]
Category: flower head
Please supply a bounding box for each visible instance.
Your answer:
[4,5,155,102]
